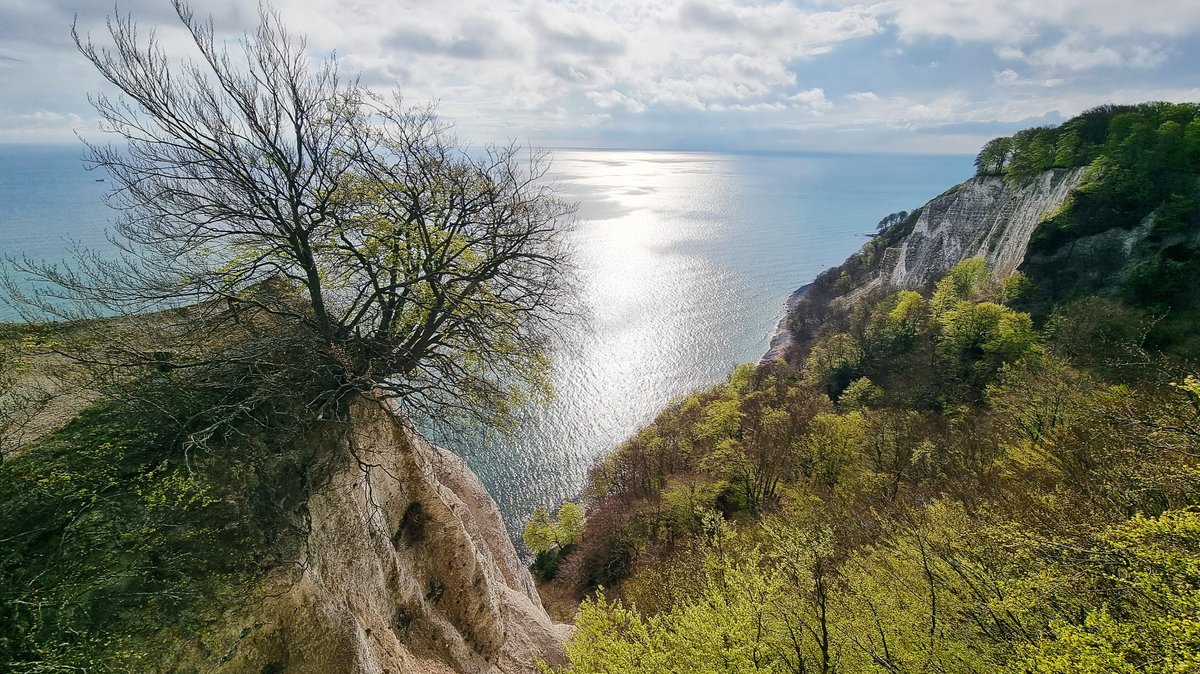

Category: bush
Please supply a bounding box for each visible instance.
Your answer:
[0,374,311,670]
[524,501,586,581]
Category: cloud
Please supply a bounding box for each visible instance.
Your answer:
[586,89,647,114]
[788,87,833,114]
[997,36,1168,72]
[21,110,79,123]
[1029,40,1124,71]
[1128,45,1169,69]
[993,69,1066,88]
[995,69,1021,85]
[724,101,787,112]
[529,4,627,57]
[880,0,1200,43]
[0,0,1198,152]
[676,0,883,57]
[678,1,741,32]
[0,109,88,142]
[384,18,523,62]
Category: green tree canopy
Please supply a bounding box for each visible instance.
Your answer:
[523,501,586,555]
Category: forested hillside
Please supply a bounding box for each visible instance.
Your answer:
[542,104,1200,673]
[788,102,1200,360]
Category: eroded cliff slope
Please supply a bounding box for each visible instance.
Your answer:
[882,168,1084,288]
[783,167,1085,354]
[179,396,568,674]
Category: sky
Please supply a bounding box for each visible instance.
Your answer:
[1,0,1199,154]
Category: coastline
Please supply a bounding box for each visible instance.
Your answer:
[760,283,811,363]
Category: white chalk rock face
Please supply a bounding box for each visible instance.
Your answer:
[192,396,569,674]
[882,168,1085,288]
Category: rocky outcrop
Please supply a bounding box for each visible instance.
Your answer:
[183,396,568,674]
[882,168,1084,289]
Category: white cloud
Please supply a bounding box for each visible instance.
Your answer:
[994,69,1068,88]
[996,46,1026,61]
[586,90,647,114]
[995,69,1022,85]
[847,91,880,103]
[993,36,1170,73]
[0,109,87,142]
[1031,41,1123,71]
[880,0,1200,42]
[678,0,882,56]
[788,87,834,113]
[0,0,1197,152]
[1128,45,1169,69]
[711,101,788,112]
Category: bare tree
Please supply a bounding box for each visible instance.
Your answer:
[5,1,575,431]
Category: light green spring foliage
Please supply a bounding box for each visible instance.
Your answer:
[694,364,755,443]
[833,501,1012,673]
[937,301,1037,363]
[1019,510,1200,673]
[523,506,556,554]
[860,289,929,358]
[801,411,865,488]
[556,499,1200,674]
[929,260,1040,378]
[931,257,993,316]
[557,501,585,544]
[838,376,882,411]
[554,503,1011,674]
[798,259,1037,399]
[551,256,1200,674]
[556,518,796,674]
[802,333,863,388]
[523,501,585,554]
[887,289,929,334]
[1001,271,1036,303]
[986,356,1090,447]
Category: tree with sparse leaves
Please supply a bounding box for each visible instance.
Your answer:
[5,1,575,432]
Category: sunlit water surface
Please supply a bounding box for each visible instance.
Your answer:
[0,145,972,538]
[454,149,971,538]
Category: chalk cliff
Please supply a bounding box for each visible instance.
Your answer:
[861,168,1086,299]
[177,396,568,674]
[775,168,1087,358]
[886,168,1084,287]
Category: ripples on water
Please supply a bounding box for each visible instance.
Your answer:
[0,145,972,537]
[458,150,971,538]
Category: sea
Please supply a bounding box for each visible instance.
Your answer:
[0,143,972,537]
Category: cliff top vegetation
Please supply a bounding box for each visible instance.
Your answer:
[547,253,1200,673]
[3,0,577,440]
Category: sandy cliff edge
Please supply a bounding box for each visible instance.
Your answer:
[175,395,569,674]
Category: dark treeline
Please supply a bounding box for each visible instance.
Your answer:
[974,102,1200,184]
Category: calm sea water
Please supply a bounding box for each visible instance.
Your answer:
[0,145,112,275]
[0,144,972,535]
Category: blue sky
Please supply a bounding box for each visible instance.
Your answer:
[1,0,1199,153]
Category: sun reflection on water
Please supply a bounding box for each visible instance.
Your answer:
[452,149,972,540]
[0,145,970,541]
